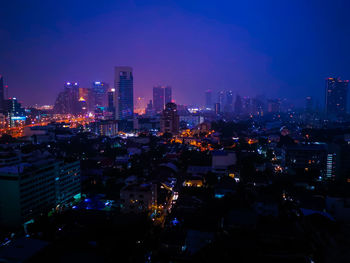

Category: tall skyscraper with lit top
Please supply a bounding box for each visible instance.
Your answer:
[325,77,349,119]
[153,86,172,113]
[205,90,212,110]
[91,81,108,108]
[114,67,133,120]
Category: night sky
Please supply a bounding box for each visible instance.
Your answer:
[1,0,350,107]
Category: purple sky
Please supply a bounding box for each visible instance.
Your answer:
[1,0,350,107]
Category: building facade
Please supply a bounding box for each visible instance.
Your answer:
[205,90,212,110]
[160,102,179,135]
[91,81,108,109]
[325,77,349,119]
[0,157,81,227]
[153,86,172,113]
[114,67,133,120]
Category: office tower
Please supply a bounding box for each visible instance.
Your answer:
[218,91,225,108]
[78,87,89,113]
[107,88,115,113]
[91,81,108,108]
[0,152,80,227]
[0,76,4,112]
[160,102,179,135]
[145,100,156,117]
[224,90,233,112]
[153,86,172,113]
[153,86,164,113]
[325,77,349,118]
[114,67,133,120]
[205,90,212,110]
[234,95,243,114]
[164,86,172,104]
[65,82,80,114]
[4,98,26,127]
[305,96,313,112]
[53,82,81,114]
[54,91,68,114]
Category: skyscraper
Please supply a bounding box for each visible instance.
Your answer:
[91,81,108,108]
[0,76,4,112]
[4,98,26,127]
[107,88,115,113]
[114,67,133,120]
[205,90,212,110]
[65,82,80,114]
[153,86,164,113]
[54,82,81,114]
[153,86,172,113]
[164,86,172,104]
[325,77,349,118]
[218,91,225,108]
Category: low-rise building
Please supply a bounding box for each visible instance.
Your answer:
[212,150,237,174]
[120,183,157,213]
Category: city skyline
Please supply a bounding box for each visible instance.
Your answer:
[1,1,350,106]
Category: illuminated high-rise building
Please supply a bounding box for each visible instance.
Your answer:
[107,88,115,114]
[153,86,172,113]
[164,86,172,104]
[79,87,89,102]
[114,67,133,120]
[54,82,81,114]
[153,86,164,113]
[65,82,80,114]
[4,98,26,127]
[205,90,212,110]
[92,81,108,108]
[218,91,225,108]
[135,97,146,115]
[325,77,349,118]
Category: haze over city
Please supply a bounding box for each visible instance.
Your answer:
[1,0,350,106]
[2,1,350,263]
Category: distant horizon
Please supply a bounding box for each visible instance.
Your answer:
[1,1,350,108]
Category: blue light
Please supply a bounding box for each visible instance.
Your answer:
[172,218,180,226]
[215,194,225,199]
